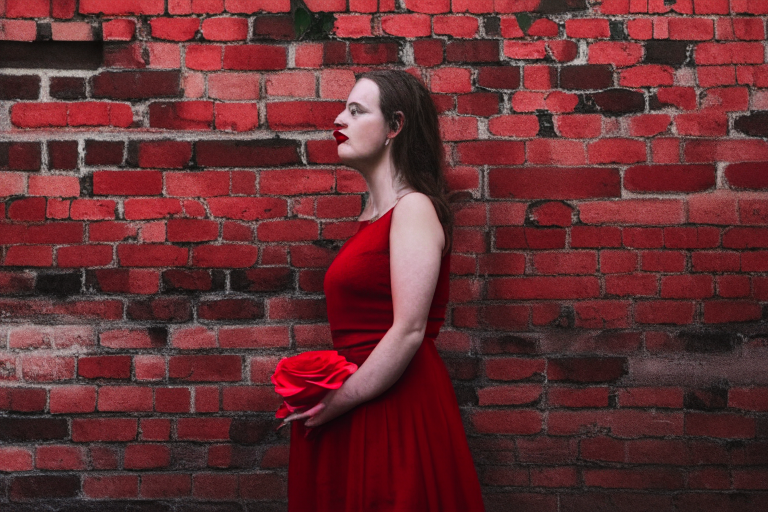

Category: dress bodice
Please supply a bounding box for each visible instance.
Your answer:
[322,204,451,366]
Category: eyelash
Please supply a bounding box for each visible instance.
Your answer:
[349,106,359,116]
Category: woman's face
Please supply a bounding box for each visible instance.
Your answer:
[333,78,390,167]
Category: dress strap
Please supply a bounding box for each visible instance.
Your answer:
[366,190,419,223]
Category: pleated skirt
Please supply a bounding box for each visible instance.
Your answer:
[287,338,486,512]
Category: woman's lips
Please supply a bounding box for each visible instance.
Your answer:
[333,130,348,145]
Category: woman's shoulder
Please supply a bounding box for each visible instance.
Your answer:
[390,191,444,245]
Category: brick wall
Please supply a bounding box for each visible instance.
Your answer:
[1,0,767,510]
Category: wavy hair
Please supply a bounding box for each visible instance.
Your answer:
[357,69,454,257]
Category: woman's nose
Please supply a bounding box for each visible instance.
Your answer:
[334,111,346,128]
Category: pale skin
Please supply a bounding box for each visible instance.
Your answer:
[278,78,445,430]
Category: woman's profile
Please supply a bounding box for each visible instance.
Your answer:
[279,69,486,511]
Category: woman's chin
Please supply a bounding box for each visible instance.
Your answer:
[336,149,356,166]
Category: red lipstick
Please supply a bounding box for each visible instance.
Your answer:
[333,130,348,145]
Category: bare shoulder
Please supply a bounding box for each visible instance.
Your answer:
[392,192,438,225]
[390,192,444,251]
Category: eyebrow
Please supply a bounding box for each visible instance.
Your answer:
[346,101,366,109]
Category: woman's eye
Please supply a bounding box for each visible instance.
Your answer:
[350,106,358,115]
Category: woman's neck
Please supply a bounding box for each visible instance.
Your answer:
[360,165,411,220]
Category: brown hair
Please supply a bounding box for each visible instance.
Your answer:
[357,69,454,257]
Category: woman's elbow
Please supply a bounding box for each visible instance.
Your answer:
[391,323,426,346]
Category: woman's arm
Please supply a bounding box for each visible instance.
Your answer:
[283,193,446,428]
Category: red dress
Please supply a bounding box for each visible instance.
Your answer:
[287,196,486,512]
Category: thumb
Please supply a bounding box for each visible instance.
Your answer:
[304,402,326,417]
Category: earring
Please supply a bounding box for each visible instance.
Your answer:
[385,139,390,146]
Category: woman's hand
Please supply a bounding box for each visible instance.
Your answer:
[278,388,349,430]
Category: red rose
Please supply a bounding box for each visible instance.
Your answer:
[270,350,358,419]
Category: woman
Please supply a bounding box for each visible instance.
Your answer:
[280,70,485,512]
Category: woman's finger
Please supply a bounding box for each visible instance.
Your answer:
[303,403,326,417]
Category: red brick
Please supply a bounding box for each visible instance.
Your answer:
[49,386,96,414]
[93,171,162,195]
[571,226,622,248]
[140,418,171,441]
[723,227,768,249]
[489,167,620,199]
[635,301,695,324]
[618,387,684,408]
[471,410,542,434]
[149,101,214,130]
[554,114,602,138]
[98,386,153,412]
[668,16,715,41]
[504,41,547,60]
[657,87,697,110]
[169,355,242,382]
[703,300,762,323]
[83,475,138,499]
[430,67,472,93]
[549,410,684,437]
[726,162,768,190]
[527,139,584,165]
[580,437,625,462]
[71,418,137,442]
[729,388,768,411]
[566,18,610,38]
[222,386,282,411]
[117,244,188,267]
[202,16,249,40]
[239,472,287,500]
[488,277,600,300]
[588,138,646,164]
[35,445,86,470]
[78,355,131,379]
[692,252,738,272]
[605,274,658,297]
[485,358,545,381]
[580,200,685,225]
[600,251,637,273]
[488,115,539,137]
[222,44,286,70]
[685,412,756,438]
[477,384,542,406]
[140,473,191,498]
[695,42,765,64]
[664,226,720,249]
[381,13,431,37]
[0,447,33,471]
[548,357,627,383]
[433,15,478,38]
[661,275,713,299]
[496,227,566,250]
[583,468,684,489]
[640,251,686,272]
[413,39,444,67]
[573,301,630,328]
[155,387,191,413]
[21,355,75,381]
[716,275,750,298]
[177,417,232,440]
[587,41,650,67]
[549,387,610,408]
[267,101,343,130]
[124,444,171,469]
[675,110,729,136]
[741,251,768,272]
[526,202,572,227]
[533,252,597,275]
[477,66,520,89]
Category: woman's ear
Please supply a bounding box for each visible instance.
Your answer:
[390,111,405,137]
